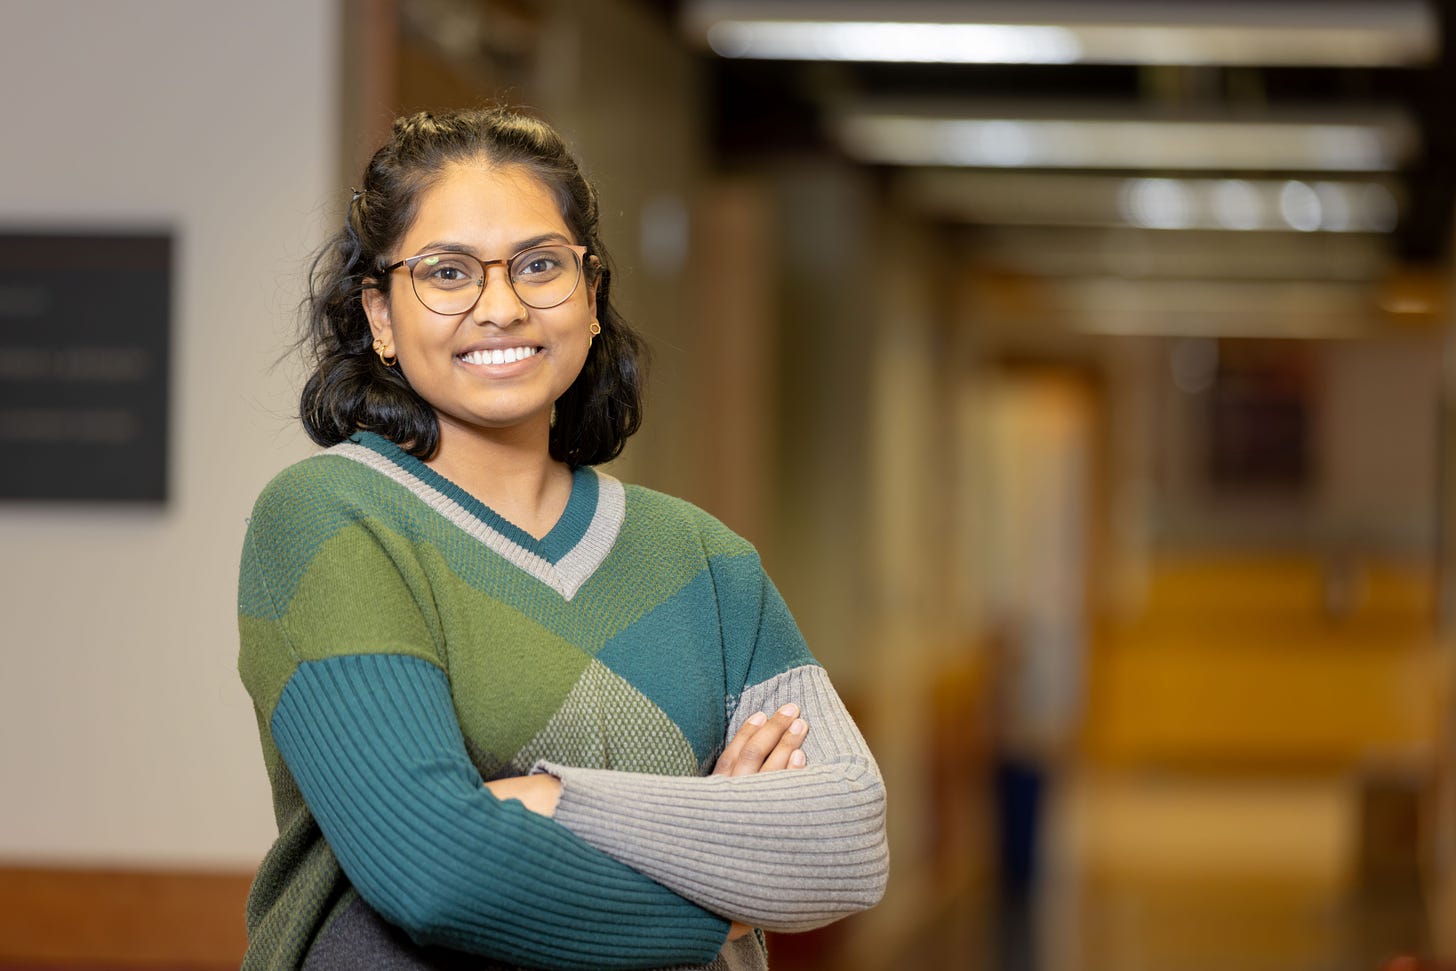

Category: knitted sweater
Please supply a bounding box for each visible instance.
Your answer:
[238,432,887,970]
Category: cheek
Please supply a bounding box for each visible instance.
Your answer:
[558,326,593,383]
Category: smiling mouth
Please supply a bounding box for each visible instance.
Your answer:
[458,346,541,366]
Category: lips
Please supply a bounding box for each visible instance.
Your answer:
[457,346,540,366]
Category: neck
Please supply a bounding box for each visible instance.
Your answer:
[426,413,573,540]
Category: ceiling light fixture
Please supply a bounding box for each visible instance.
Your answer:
[836,110,1417,172]
[901,172,1400,233]
[685,0,1437,68]
[707,21,1082,63]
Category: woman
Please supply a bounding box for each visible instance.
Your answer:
[238,106,887,971]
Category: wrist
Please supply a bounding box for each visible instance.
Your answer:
[485,774,562,817]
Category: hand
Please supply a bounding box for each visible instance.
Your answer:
[484,773,562,817]
[713,705,807,942]
[712,703,808,777]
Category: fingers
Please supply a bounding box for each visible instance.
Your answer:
[712,703,809,776]
[758,712,808,772]
[730,704,800,777]
[713,710,768,775]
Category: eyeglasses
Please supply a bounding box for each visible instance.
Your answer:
[382,243,589,314]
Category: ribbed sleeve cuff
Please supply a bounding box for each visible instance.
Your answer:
[539,665,889,931]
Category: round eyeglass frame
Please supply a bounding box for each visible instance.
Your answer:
[380,243,590,314]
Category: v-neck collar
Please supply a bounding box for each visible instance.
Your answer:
[331,432,624,600]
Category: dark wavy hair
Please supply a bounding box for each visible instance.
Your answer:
[299,106,646,466]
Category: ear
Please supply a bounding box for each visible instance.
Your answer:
[362,282,394,351]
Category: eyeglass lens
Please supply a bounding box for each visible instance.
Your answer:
[409,245,582,313]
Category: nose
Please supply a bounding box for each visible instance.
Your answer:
[469,261,527,326]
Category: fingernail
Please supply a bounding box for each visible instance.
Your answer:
[790,718,806,735]
[790,750,806,767]
[748,712,767,726]
[778,703,799,718]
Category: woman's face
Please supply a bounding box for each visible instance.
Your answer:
[363,162,596,452]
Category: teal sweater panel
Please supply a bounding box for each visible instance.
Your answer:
[272,652,727,969]
[238,432,818,969]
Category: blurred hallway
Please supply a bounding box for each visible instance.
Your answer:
[4,2,1456,969]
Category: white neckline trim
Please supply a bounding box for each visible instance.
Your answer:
[329,442,625,601]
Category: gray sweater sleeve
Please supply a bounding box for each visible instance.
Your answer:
[534,663,888,931]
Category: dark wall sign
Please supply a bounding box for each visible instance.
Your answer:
[0,233,171,501]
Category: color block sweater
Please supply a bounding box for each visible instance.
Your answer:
[237,432,888,971]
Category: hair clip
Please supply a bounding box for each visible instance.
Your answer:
[350,187,364,203]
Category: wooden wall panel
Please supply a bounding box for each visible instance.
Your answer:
[0,867,251,969]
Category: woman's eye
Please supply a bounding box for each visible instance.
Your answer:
[416,256,474,286]
[515,251,563,277]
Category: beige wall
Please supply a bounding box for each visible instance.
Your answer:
[0,0,338,865]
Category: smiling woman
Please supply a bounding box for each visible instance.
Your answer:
[359,164,599,504]
[238,106,887,971]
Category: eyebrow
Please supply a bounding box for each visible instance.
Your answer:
[409,232,574,258]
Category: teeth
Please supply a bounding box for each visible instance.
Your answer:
[461,346,538,366]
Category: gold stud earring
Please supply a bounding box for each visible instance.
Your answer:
[372,338,397,367]
[588,320,602,347]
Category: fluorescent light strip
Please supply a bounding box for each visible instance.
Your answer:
[838,115,1414,172]
[704,19,1434,67]
[707,21,1083,63]
[688,1,1437,67]
[902,172,1400,233]
[1068,23,1433,68]
[1118,178,1398,232]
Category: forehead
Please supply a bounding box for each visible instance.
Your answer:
[403,162,570,246]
